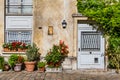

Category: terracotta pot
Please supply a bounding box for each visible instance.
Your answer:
[18,48,22,52]
[55,62,61,67]
[3,64,10,71]
[24,61,36,72]
[18,48,26,52]
[10,49,16,52]
[38,67,45,72]
[3,48,10,52]
[14,63,22,72]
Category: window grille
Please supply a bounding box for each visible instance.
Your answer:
[81,32,101,51]
[6,31,32,44]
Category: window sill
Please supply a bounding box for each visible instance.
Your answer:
[2,51,26,54]
[2,51,26,57]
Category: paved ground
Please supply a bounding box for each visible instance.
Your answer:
[0,70,120,80]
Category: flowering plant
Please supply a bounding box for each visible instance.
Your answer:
[45,40,69,68]
[8,54,24,67]
[59,40,69,56]
[2,41,30,51]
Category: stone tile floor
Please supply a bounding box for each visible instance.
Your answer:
[0,70,120,80]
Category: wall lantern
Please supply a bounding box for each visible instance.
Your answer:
[62,20,67,29]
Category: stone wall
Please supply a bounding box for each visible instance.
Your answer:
[33,0,77,56]
[0,0,4,54]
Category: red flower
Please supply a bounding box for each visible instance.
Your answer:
[65,45,68,48]
[22,43,26,47]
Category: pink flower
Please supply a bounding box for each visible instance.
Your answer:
[59,40,64,45]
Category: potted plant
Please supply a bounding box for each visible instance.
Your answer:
[37,61,46,72]
[8,54,24,71]
[19,43,30,52]
[45,40,69,68]
[24,43,40,72]
[14,55,24,71]
[45,45,62,68]
[2,42,29,52]
[3,62,10,71]
[8,54,18,70]
[2,43,10,52]
[0,56,4,72]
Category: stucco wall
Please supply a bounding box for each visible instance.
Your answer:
[0,0,4,54]
[33,0,77,56]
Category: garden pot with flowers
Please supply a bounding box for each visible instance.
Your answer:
[2,43,11,52]
[2,42,29,52]
[8,54,24,71]
[45,40,69,72]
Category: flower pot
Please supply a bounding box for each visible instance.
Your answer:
[3,64,10,71]
[55,62,61,67]
[24,61,36,72]
[3,48,10,52]
[14,63,22,72]
[10,49,16,52]
[38,67,45,72]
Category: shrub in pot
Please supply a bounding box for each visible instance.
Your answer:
[8,54,18,70]
[24,43,40,72]
[45,40,69,68]
[37,61,46,72]
[8,54,24,71]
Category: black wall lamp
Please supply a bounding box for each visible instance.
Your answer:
[62,20,67,29]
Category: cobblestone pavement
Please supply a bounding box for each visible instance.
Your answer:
[0,70,120,80]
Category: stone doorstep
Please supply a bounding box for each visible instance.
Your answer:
[45,67,62,72]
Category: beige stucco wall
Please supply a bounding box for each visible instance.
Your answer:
[0,0,77,57]
[0,0,4,54]
[33,0,77,56]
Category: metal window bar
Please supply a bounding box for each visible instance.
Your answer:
[6,31,31,44]
[81,32,101,51]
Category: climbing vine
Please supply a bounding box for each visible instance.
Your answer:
[77,0,120,37]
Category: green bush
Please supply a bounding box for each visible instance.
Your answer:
[26,43,40,61]
[0,56,4,69]
[107,37,120,70]
[8,54,24,67]
[45,40,69,68]
[37,62,46,68]
[8,54,18,67]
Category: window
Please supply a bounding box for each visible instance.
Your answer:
[81,31,101,51]
[5,0,33,44]
[6,31,32,44]
[6,0,32,15]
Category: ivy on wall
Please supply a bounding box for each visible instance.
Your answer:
[77,0,120,37]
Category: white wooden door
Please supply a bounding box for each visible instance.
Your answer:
[78,24,105,69]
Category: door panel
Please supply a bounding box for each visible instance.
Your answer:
[78,24,105,69]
